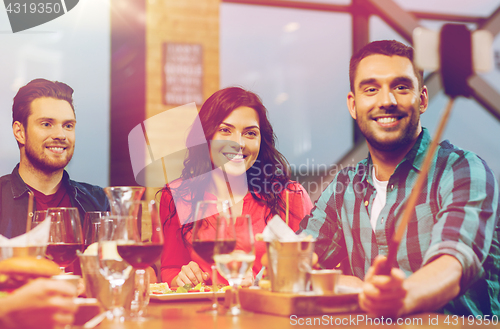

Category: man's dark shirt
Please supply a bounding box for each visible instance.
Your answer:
[0,164,109,238]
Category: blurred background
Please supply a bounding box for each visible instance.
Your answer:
[0,0,499,202]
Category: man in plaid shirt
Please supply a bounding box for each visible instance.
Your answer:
[299,40,500,316]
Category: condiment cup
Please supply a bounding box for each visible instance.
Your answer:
[310,269,341,295]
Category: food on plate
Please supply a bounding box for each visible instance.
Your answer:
[150,282,231,294]
[150,282,170,294]
[258,279,271,290]
[99,241,122,261]
[0,257,60,292]
[83,242,98,256]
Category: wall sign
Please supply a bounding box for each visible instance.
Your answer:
[163,42,203,105]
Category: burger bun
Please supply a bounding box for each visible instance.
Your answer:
[0,257,61,291]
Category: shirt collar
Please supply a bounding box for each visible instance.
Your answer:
[356,157,372,185]
[10,164,76,198]
[399,127,431,172]
[10,164,29,199]
[64,171,86,196]
[360,127,431,184]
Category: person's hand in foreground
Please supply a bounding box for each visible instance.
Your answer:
[0,278,78,329]
[359,255,407,318]
[240,271,253,287]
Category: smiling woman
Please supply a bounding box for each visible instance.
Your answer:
[158,87,313,288]
[209,106,261,178]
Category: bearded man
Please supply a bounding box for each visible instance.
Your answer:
[298,40,499,316]
[0,78,109,238]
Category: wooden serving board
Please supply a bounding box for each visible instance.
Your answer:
[239,288,360,316]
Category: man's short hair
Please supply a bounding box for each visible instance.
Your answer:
[12,78,75,127]
[349,40,424,92]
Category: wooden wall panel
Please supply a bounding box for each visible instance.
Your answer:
[110,0,146,187]
[145,0,221,208]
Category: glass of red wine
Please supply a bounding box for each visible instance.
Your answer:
[46,207,84,273]
[116,200,164,320]
[191,200,232,313]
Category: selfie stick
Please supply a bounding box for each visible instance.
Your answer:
[379,24,477,275]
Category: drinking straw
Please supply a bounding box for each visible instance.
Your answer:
[25,190,34,232]
[285,189,289,226]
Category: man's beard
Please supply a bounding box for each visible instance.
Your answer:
[357,111,420,153]
[25,139,73,173]
[362,125,418,152]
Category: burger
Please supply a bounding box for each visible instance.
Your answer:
[0,256,61,292]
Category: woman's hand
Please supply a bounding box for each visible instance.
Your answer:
[174,261,209,287]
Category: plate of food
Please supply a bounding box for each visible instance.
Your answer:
[150,282,229,301]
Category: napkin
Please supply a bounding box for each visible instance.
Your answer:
[262,215,302,242]
[0,216,51,247]
[0,217,51,260]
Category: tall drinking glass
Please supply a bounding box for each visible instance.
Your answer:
[191,200,232,313]
[116,200,163,320]
[98,215,133,321]
[214,214,255,316]
[31,210,47,229]
[46,207,84,273]
[83,211,109,251]
[25,210,49,259]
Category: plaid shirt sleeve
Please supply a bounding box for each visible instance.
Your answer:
[423,143,499,291]
[298,171,351,269]
[297,128,500,315]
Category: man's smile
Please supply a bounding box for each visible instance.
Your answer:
[371,112,406,128]
[46,144,68,154]
[374,116,400,124]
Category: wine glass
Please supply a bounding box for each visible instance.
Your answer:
[191,200,232,313]
[83,211,109,251]
[46,207,84,273]
[116,200,163,320]
[98,214,134,321]
[28,210,49,259]
[31,210,47,229]
[214,214,254,316]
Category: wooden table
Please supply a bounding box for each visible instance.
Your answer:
[94,299,476,329]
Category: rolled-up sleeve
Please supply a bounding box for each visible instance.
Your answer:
[423,151,499,291]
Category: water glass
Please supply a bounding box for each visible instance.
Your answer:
[83,211,109,251]
[98,215,133,321]
[214,214,254,316]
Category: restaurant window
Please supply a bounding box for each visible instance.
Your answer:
[0,0,110,187]
[221,3,354,184]
[222,0,500,183]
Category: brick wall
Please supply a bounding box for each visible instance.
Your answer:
[143,0,220,240]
